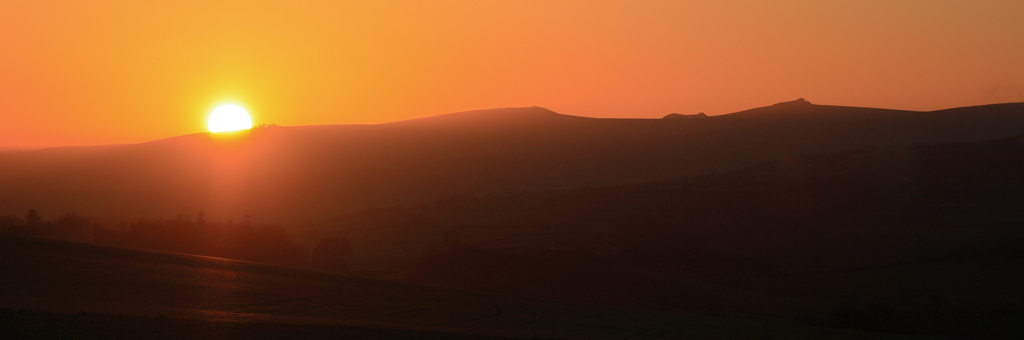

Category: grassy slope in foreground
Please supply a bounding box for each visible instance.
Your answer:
[0,233,925,339]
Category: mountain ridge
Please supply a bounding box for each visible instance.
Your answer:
[2,100,1023,222]
[15,100,1024,152]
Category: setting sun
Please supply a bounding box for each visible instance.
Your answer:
[3,2,1024,337]
[208,105,253,133]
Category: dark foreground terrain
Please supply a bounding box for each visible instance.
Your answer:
[0,233,921,339]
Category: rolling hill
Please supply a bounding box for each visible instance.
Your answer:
[1,99,1022,223]
[298,132,1024,338]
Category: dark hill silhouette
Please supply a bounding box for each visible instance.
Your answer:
[1,101,1023,222]
[0,232,907,339]
[322,132,1024,270]
[306,133,1024,338]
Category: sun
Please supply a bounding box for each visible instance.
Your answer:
[207,105,253,133]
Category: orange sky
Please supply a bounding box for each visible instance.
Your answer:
[2,1,1023,147]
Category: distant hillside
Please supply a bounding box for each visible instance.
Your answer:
[315,132,1024,273]
[1,100,1023,222]
[302,133,1024,338]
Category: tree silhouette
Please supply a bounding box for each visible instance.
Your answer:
[25,209,40,226]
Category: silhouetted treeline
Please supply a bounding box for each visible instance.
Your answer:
[0,211,348,271]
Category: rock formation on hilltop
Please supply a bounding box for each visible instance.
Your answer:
[662,112,708,119]
[772,98,812,107]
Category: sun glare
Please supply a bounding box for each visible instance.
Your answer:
[208,105,253,133]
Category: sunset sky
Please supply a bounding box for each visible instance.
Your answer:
[2,1,1022,147]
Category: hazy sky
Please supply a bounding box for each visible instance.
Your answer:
[2,0,1022,146]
